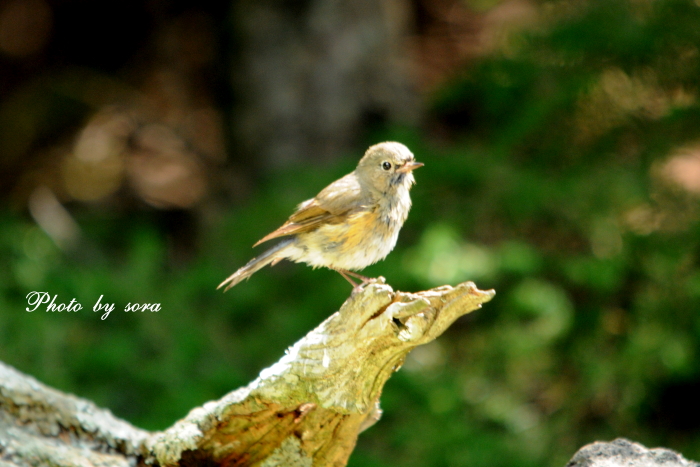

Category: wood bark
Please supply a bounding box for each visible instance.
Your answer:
[567,438,699,467]
[0,280,494,466]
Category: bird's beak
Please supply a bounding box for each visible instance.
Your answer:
[397,161,424,173]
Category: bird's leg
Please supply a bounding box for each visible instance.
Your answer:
[333,268,359,288]
[341,269,372,283]
[333,268,375,294]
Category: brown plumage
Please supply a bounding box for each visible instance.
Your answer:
[218,142,422,291]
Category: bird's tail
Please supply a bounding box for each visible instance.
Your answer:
[217,238,294,292]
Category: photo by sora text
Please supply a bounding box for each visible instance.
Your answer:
[25,292,161,320]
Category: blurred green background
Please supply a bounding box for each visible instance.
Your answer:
[2,0,700,465]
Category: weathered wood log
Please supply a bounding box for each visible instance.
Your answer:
[567,438,699,467]
[0,361,150,466]
[0,280,494,466]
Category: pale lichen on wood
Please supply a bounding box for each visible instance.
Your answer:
[147,280,494,466]
[0,280,494,467]
[3,281,696,466]
[0,361,150,466]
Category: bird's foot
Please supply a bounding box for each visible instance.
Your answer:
[334,268,387,293]
[349,276,386,295]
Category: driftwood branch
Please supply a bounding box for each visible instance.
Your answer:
[0,280,494,466]
[148,280,494,466]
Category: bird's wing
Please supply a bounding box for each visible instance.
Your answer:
[253,173,364,246]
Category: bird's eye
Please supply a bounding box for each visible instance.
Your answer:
[382,161,392,171]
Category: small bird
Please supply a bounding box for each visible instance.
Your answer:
[218,142,423,291]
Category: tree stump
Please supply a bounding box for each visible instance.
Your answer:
[0,280,494,466]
